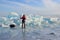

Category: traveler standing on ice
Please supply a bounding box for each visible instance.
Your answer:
[20,14,26,28]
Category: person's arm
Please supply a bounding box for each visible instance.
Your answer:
[20,17,23,19]
[25,16,26,20]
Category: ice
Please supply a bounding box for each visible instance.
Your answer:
[0,26,60,40]
[7,12,19,20]
[0,12,60,28]
[0,12,60,40]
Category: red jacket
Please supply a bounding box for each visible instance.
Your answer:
[21,15,26,20]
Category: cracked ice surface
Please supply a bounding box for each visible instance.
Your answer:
[0,26,60,40]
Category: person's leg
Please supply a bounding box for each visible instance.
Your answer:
[22,23,23,28]
[24,22,25,28]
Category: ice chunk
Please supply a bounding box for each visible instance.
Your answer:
[7,12,19,20]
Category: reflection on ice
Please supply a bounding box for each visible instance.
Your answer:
[0,26,60,40]
[22,29,26,40]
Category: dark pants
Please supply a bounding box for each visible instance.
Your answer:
[22,20,25,28]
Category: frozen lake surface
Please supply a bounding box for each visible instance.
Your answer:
[0,26,60,40]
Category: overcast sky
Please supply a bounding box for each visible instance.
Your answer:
[0,0,60,17]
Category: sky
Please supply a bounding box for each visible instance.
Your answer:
[0,0,60,17]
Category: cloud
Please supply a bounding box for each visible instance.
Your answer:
[42,0,60,8]
[25,0,41,3]
[25,0,31,3]
[0,0,43,16]
[43,0,60,16]
[0,0,60,17]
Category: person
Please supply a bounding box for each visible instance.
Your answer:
[20,14,26,28]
